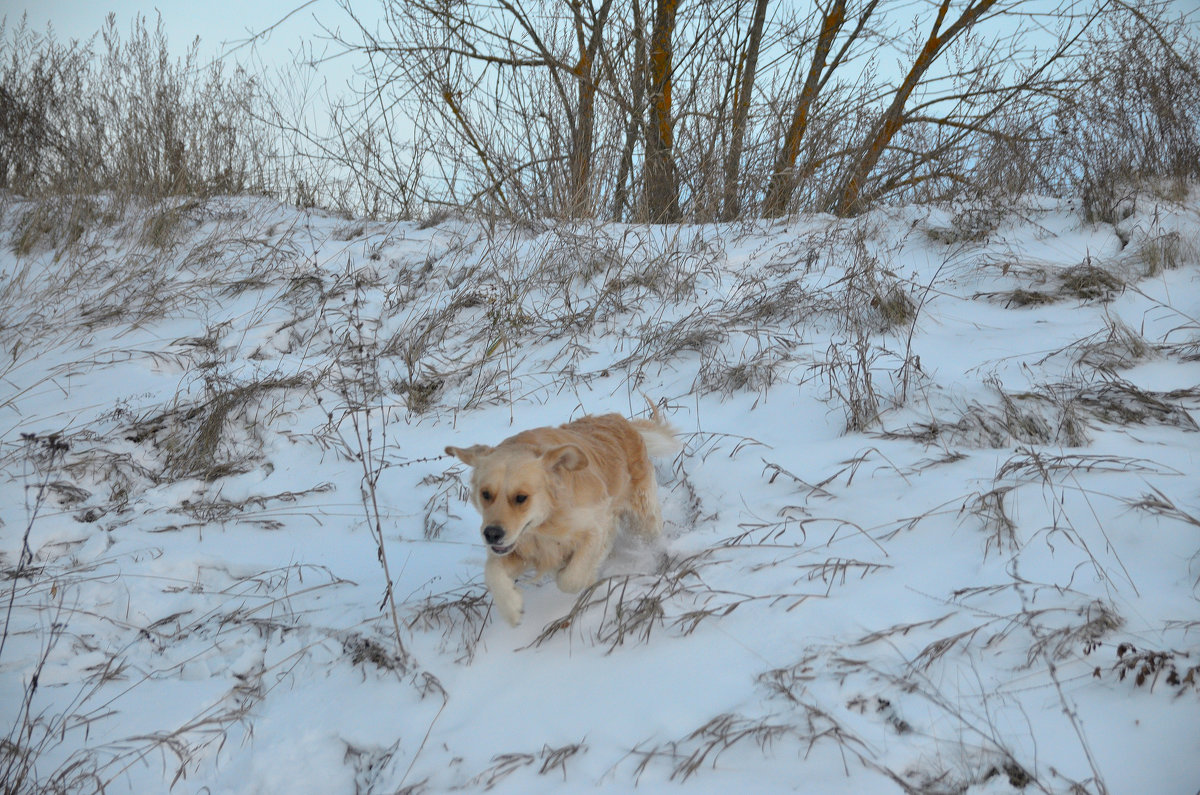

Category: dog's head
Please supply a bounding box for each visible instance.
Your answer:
[445,442,586,555]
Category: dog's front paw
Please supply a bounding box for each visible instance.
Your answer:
[493,588,524,626]
[485,557,524,626]
[556,566,596,594]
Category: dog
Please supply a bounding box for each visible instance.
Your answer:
[445,403,678,626]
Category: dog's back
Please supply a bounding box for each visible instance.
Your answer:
[515,410,676,488]
[506,414,651,502]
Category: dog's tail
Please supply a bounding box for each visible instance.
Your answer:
[632,394,681,458]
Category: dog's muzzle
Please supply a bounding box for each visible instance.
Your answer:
[483,525,513,555]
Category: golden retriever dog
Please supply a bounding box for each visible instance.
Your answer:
[446,405,678,626]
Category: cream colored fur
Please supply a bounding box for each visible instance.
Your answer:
[446,406,678,626]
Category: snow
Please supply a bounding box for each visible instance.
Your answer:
[1,191,1198,793]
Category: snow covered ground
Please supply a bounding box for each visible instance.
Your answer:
[1,191,1198,793]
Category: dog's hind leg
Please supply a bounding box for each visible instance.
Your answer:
[556,520,613,594]
[627,469,664,539]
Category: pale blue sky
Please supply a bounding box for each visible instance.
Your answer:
[8,1,1199,77]
[1,0,345,65]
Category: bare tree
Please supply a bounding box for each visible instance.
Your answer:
[721,0,769,222]
[332,0,624,217]
[761,0,880,218]
[829,0,1000,215]
[311,0,1191,222]
[610,0,647,221]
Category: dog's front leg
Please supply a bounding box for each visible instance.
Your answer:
[485,554,524,626]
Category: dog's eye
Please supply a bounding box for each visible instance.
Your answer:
[480,489,493,502]
[514,494,528,505]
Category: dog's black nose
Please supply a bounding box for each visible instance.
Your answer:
[483,526,505,545]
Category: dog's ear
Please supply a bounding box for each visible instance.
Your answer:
[445,444,491,466]
[544,444,587,472]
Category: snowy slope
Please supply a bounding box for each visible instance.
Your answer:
[1,191,1198,793]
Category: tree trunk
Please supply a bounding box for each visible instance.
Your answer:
[644,0,681,223]
[569,49,597,217]
[568,0,614,218]
[613,0,647,221]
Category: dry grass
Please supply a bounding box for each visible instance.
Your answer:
[343,632,410,672]
[465,741,587,790]
[812,334,884,433]
[139,198,204,249]
[126,374,307,482]
[1074,378,1199,430]
[525,549,814,653]
[1133,231,1187,276]
[1124,487,1200,530]
[11,197,106,257]
[1,541,352,793]
[926,207,1004,245]
[0,17,274,204]
[996,452,1180,481]
[666,713,793,782]
[406,586,490,664]
[165,483,333,530]
[975,258,1127,308]
[1106,643,1200,694]
[316,265,416,674]
[1059,262,1125,301]
[1070,314,1156,371]
[963,486,1019,558]
[887,369,1198,450]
